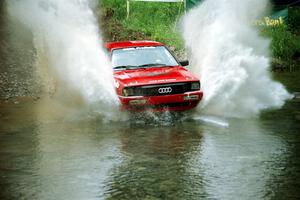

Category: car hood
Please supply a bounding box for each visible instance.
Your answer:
[114,66,199,87]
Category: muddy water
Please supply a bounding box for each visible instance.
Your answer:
[0,87,300,200]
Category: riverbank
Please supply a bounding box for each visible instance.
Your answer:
[0,2,42,100]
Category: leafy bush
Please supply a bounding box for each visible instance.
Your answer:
[100,0,184,50]
[263,24,299,61]
[288,6,300,33]
[261,7,300,70]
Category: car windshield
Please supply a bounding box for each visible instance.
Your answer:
[111,46,179,69]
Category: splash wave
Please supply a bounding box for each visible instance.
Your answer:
[182,0,292,118]
[8,0,119,119]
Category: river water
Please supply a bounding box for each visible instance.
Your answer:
[0,75,299,200]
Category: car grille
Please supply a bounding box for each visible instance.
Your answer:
[129,101,199,111]
[126,82,198,97]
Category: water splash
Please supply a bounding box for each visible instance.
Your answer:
[193,115,229,128]
[182,0,292,118]
[7,0,119,120]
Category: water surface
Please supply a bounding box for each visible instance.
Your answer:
[0,91,299,200]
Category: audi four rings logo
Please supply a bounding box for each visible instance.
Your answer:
[158,87,172,94]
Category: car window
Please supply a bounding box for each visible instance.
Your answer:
[111,46,178,68]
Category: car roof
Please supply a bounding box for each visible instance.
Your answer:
[105,40,164,51]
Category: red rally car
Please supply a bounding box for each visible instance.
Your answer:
[106,41,203,112]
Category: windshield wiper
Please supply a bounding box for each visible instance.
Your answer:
[113,65,139,70]
[138,63,167,68]
[114,64,170,70]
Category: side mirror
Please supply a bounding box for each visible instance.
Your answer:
[179,60,189,66]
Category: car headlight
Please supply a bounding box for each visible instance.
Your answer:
[122,88,135,97]
[191,82,200,90]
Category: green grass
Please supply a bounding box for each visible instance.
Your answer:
[100,0,185,50]
[261,7,300,71]
[288,6,300,34]
[263,24,300,61]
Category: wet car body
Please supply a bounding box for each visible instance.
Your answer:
[106,41,203,112]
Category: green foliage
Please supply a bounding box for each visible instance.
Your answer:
[263,24,299,61]
[260,6,300,70]
[288,7,300,33]
[100,0,127,20]
[100,0,184,50]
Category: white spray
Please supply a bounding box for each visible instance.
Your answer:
[182,0,292,118]
[7,0,119,119]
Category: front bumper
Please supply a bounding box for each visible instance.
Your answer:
[118,90,203,112]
